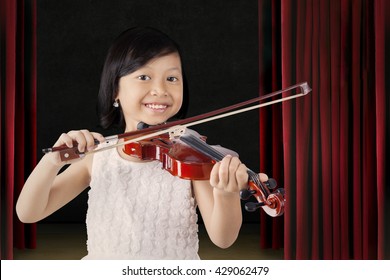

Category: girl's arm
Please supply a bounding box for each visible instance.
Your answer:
[16,130,105,223]
[193,155,267,249]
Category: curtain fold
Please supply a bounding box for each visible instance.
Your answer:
[258,0,389,259]
[0,0,37,260]
[258,0,284,250]
[374,0,390,260]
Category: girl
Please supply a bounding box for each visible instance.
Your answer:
[16,27,268,259]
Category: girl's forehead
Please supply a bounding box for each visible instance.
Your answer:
[141,53,182,69]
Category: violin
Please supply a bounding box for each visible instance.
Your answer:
[42,82,311,217]
[123,127,285,216]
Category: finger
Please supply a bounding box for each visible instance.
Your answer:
[225,156,242,191]
[218,155,233,187]
[209,162,221,187]
[68,130,88,153]
[259,173,269,182]
[80,129,97,151]
[91,132,106,144]
[53,133,74,148]
[235,163,249,190]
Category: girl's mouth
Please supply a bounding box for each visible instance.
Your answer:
[144,103,169,112]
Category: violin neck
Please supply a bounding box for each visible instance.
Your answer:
[179,134,225,162]
[179,133,270,196]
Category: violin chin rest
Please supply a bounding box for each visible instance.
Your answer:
[137,122,150,130]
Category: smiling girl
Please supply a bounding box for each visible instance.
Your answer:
[16,27,267,259]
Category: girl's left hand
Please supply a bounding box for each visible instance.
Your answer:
[209,155,248,194]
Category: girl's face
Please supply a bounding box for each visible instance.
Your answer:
[116,53,183,131]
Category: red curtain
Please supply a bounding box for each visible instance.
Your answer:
[0,0,37,260]
[258,0,389,260]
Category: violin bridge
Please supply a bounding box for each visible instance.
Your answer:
[168,125,187,140]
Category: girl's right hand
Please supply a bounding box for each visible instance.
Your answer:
[47,129,106,166]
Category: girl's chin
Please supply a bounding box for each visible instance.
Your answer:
[138,118,169,127]
[145,114,178,126]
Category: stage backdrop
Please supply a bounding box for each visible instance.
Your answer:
[36,0,261,223]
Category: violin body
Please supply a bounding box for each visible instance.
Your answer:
[123,133,215,180]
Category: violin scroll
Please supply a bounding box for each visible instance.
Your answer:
[240,178,285,217]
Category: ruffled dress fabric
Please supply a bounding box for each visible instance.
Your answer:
[82,143,199,260]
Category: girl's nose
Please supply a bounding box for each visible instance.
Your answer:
[151,81,168,96]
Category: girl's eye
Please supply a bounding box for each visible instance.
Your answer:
[167,76,178,82]
[138,75,151,81]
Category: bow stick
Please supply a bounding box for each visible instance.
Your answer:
[43,81,311,161]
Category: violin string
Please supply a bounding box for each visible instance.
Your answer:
[180,134,270,198]
[247,170,269,198]
[180,134,225,161]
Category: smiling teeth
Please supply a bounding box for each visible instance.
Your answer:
[146,104,167,109]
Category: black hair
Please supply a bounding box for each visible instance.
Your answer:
[97,27,188,129]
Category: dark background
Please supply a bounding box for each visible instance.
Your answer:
[37,0,261,223]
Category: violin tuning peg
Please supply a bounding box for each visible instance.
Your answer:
[264,178,277,190]
[273,188,285,196]
[244,202,266,212]
[240,189,257,200]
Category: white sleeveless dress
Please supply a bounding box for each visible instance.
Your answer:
[82,143,199,260]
